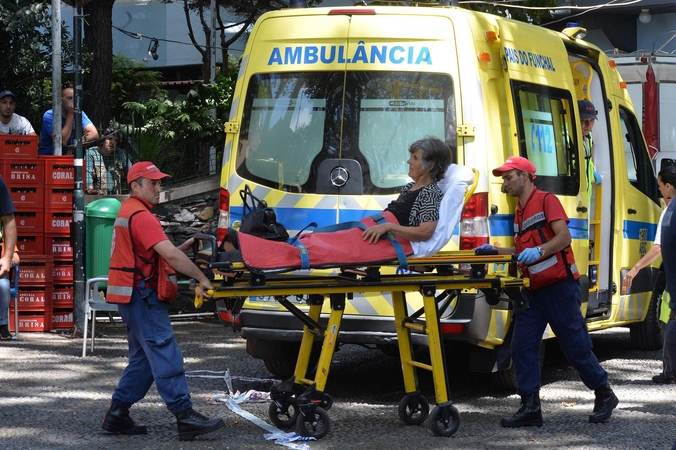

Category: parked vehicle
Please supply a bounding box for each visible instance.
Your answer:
[210,4,662,389]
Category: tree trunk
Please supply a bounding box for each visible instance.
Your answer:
[83,0,116,132]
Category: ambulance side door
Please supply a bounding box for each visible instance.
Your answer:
[613,102,661,302]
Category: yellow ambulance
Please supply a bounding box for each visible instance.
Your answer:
[213,4,662,387]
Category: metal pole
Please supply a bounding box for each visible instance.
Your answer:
[209,0,217,175]
[51,0,62,155]
[72,1,86,332]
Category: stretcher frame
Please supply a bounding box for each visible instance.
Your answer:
[193,236,528,439]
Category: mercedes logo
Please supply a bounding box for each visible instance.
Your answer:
[330,166,349,187]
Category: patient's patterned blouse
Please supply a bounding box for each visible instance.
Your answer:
[385,182,443,226]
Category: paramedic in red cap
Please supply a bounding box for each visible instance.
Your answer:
[579,98,602,199]
[478,155,618,428]
[101,161,224,440]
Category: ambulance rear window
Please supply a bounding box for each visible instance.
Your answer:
[236,71,455,195]
[512,81,579,196]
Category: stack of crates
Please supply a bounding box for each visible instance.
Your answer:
[1,135,75,331]
[14,255,53,331]
[43,156,75,329]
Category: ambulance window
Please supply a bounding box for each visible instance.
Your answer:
[236,71,455,195]
[357,73,454,190]
[619,107,659,204]
[511,82,578,196]
[237,73,330,191]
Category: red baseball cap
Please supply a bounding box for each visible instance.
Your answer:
[127,161,170,184]
[492,156,537,178]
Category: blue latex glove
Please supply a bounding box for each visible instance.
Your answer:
[474,244,495,251]
[593,170,603,185]
[518,247,541,265]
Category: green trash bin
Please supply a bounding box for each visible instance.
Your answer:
[85,198,121,285]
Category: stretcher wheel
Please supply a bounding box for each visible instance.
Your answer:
[470,264,486,278]
[320,393,334,411]
[269,399,299,428]
[428,404,460,437]
[296,406,330,439]
[398,393,429,425]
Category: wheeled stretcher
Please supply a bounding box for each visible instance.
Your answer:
[193,233,528,439]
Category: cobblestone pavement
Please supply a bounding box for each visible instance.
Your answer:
[0,317,675,449]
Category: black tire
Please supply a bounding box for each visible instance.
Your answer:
[263,345,322,379]
[296,407,330,439]
[492,341,546,391]
[320,393,334,411]
[493,364,519,391]
[264,358,296,379]
[630,271,665,351]
[269,399,299,428]
[428,404,460,437]
[397,393,430,425]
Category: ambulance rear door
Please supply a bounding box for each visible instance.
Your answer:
[335,8,461,224]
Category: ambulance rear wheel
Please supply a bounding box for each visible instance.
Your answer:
[296,407,330,439]
[269,399,299,428]
[630,270,664,351]
[398,393,429,425]
[428,404,460,437]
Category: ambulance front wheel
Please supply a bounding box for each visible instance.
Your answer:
[398,392,430,425]
[428,403,460,437]
[269,399,299,428]
[296,406,330,439]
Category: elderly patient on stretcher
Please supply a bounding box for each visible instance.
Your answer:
[218,137,475,272]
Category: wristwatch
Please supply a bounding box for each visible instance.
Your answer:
[537,246,545,257]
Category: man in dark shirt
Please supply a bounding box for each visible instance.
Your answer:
[0,176,17,339]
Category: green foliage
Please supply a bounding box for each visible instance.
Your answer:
[117,56,240,181]
[110,54,163,126]
[0,0,74,129]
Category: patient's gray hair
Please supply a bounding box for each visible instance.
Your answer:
[408,136,453,182]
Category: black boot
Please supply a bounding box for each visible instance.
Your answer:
[101,404,147,435]
[589,384,618,423]
[500,392,543,428]
[175,407,225,441]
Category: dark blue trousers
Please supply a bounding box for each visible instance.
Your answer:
[111,284,192,414]
[513,277,608,396]
[664,318,676,380]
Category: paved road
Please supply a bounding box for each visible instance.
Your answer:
[0,317,674,449]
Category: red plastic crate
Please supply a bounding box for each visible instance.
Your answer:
[12,285,53,312]
[16,234,44,256]
[51,309,73,329]
[9,311,53,332]
[9,186,43,208]
[14,210,44,234]
[44,210,72,235]
[40,155,75,187]
[45,187,73,209]
[19,255,53,286]
[53,260,74,283]
[0,135,38,159]
[52,285,73,308]
[1,160,44,185]
[44,234,73,260]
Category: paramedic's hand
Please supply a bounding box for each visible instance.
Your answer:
[363,223,390,244]
[474,244,495,252]
[622,266,638,290]
[517,247,541,265]
[593,170,603,185]
[197,279,214,298]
